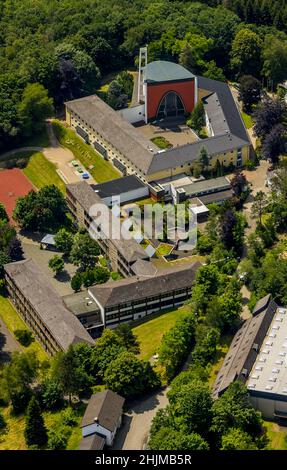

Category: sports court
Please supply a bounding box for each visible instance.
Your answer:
[0,168,34,220]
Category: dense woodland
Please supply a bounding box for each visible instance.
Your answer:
[1,0,287,149]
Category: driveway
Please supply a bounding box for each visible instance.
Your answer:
[112,388,169,450]
[0,318,21,364]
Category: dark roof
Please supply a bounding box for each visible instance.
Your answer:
[212,295,278,398]
[145,60,195,83]
[67,181,102,213]
[92,175,146,199]
[78,433,105,450]
[4,259,94,351]
[199,189,234,205]
[252,293,272,316]
[81,390,124,432]
[89,261,201,308]
[197,76,249,142]
[65,94,158,174]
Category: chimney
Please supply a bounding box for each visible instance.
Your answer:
[94,417,99,423]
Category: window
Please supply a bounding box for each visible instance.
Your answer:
[156,91,185,119]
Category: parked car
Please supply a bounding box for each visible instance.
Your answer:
[82,173,90,179]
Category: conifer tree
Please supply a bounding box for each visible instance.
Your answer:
[24,396,48,448]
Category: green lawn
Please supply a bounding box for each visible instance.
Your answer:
[241,111,253,129]
[22,151,66,193]
[0,295,48,362]
[52,120,120,183]
[151,136,172,150]
[156,243,174,257]
[264,421,287,450]
[0,405,83,450]
[132,306,190,361]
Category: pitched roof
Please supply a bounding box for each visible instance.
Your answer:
[81,390,124,431]
[78,433,105,450]
[212,295,278,398]
[4,259,94,351]
[145,60,195,83]
[67,181,103,213]
[89,261,201,308]
[65,94,157,174]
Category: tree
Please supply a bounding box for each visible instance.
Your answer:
[158,313,196,380]
[192,325,220,366]
[252,191,268,226]
[91,329,126,380]
[18,83,53,136]
[7,236,23,261]
[230,29,263,78]
[104,351,160,398]
[54,228,74,255]
[0,203,8,222]
[263,36,287,87]
[149,427,209,450]
[47,430,68,450]
[13,185,67,231]
[220,209,246,253]
[221,428,257,450]
[0,250,11,277]
[93,266,110,284]
[253,98,287,139]
[14,329,33,347]
[203,61,225,82]
[25,396,48,448]
[2,351,39,413]
[52,345,91,403]
[262,124,286,163]
[187,101,205,132]
[41,378,64,410]
[70,232,100,270]
[179,33,214,75]
[230,171,248,199]
[206,280,242,331]
[198,146,209,172]
[48,255,64,275]
[71,272,83,292]
[238,75,262,112]
[114,323,140,354]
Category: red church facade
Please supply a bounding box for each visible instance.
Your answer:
[146,79,196,121]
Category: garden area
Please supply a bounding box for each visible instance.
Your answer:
[150,136,173,150]
[52,120,120,183]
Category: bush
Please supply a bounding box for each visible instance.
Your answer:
[41,379,64,410]
[47,430,68,450]
[71,272,82,292]
[14,329,34,347]
[61,407,77,426]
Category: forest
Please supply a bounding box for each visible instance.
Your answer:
[0,0,287,149]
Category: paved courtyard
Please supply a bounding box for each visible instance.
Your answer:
[136,121,198,147]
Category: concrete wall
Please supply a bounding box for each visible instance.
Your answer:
[101,186,149,207]
[118,104,145,124]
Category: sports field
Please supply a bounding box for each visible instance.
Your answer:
[0,168,34,220]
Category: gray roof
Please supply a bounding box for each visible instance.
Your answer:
[4,259,94,351]
[65,94,157,174]
[63,290,101,318]
[181,176,231,197]
[67,181,103,214]
[78,434,105,450]
[89,261,201,308]
[40,234,56,246]
[81,390,124,431]
[212,295,278,398]
[148,133,248,174]
[65,68,250,176]
[197,76,250,142]
[253,293,272,316]
[130,259,158,277]
[92,175,146,200]
[199,189,234,205]
[67,181,148,264]
[145,60,195,83]
[203,92,230,136]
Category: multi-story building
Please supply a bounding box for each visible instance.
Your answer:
[88,261,201,328]
[65,60,251,184]
[4,259,94,356]
[66,181,150,278]
[213,294,287,422]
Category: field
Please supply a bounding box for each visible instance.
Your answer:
[0,168,34,220]
[22,151,66,193]
[132,306,190,361]
[0,295,48,362]
[52,120,120,183]
[241,111,253,129]
[0,405,83,450]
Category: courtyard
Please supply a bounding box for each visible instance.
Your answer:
[135,119,199,148]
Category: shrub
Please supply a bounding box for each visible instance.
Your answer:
[61,407,77,426]
[14,329,34,347]
[47,430,68,450]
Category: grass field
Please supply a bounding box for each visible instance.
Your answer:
[264,421,287,450]
[52,120,120,183]
[23,151,66,193]
[241,111,253,129]
[0,405,83,450]
[132,306,190,361]
[0,295,48,362]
